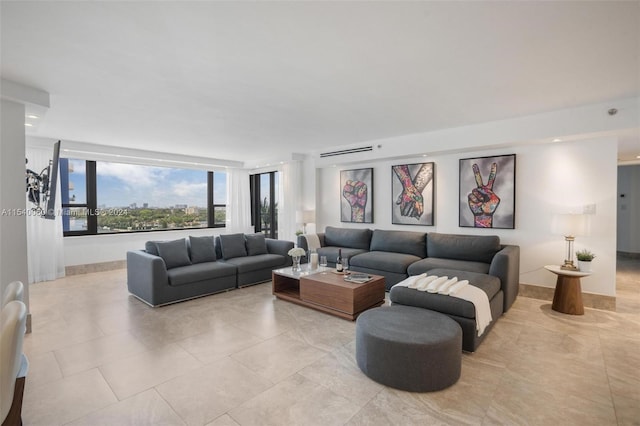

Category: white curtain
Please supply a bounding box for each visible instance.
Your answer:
[25,145,65,283]
[278,161,300,243]
[226,168,253,234]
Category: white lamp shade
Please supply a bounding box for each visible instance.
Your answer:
[552,213,589,237]
[296,210,315,224]
[302,210,315,223]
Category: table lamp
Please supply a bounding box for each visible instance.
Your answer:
[552,213,588,270]
[301,210,315,234]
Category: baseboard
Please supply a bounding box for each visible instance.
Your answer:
[65,260,127,276]
[617,251,640,260]
[519,283,616,312]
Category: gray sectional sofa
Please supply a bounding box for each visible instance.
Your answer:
[127,233,293,307]
[297,226,520,351]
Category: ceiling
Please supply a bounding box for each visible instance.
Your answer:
[2,1,639,163]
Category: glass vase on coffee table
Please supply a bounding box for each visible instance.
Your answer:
[292,255,301,272]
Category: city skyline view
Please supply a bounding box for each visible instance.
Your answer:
[66,159,227,208]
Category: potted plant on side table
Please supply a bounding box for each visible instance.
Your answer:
[576,249,595,272]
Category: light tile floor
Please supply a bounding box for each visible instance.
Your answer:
[21,258,640,425]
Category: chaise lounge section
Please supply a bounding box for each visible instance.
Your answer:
[298,226,520,351]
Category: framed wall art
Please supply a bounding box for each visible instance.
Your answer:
[391,162,434,226]
[340,168,373,223]
[459,154,516,229]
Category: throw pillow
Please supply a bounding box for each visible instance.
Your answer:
[219,233,248,260]
[189,236,216,264]
[156,239,191,269]
[245,233,268,256]
[145,241,161,256]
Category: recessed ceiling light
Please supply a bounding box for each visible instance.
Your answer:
[636,155,640,159]
[24,123,33,127]
[26,114,39,119]
[552,138,562,142]
[422,154,428,157]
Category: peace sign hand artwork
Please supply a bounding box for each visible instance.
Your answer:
[468,163,500,228]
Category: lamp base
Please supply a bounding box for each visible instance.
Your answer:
[561,261,578,271]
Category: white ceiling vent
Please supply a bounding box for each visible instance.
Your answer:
[319,146,373,158]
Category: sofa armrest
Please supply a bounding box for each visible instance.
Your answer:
[266,239,295,266]
[126,250,169,305]
[489,245,520,313]
[296,235,308,251]
[295,233,326,252]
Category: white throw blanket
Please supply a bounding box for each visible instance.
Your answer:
[304,234,321,252]
[401,273,426,288]
[392,274,493,336]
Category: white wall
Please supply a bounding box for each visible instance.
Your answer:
[64,228,226,266]
[617,165,640,253]
[0,99,30,308]
[314,97,638,169]
[314,137,618,297]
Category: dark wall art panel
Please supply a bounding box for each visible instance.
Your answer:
[391,162,434,226]
[459,154,516,229]
[340,168,374,223]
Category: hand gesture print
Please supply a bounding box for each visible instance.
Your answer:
[468,163,500,228]
[342,180,367,222]
[393,164,433,220]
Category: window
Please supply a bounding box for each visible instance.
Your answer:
[209,171,227,227]
[250,171,279,238]
[60,158,94,235]
[60,158,226,235]
[96,162,208,233]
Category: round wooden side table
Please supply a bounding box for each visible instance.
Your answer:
[544,265,592,315]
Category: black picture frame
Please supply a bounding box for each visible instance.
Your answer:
[340,168,374,223]
[459,154,516,229]
[391,162,435,226]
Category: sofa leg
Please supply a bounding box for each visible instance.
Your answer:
[2,376,25,426]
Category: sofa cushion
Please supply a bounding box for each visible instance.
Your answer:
[167,262,237,287]
[408,258,490,276]
[145,241,162,256]
[245,233,268,256]
[389,269,501,319]
[219,233,248,260]
[156,239,191,269]
[370,229,426,258]
[350,251,422,274]
[189,236,216,264]
[324,226,372,250]
[317,247,369,265]
[427,268,501,299]
[427,233,500,264]
[222,254,285,274]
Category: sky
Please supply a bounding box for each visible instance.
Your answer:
[66,159,227,208]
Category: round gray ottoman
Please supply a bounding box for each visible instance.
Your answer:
[356,305,462,392]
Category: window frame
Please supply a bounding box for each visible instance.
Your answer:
[208,171,226,228]
[60,159,96,236]
[250,171,278,239]
[61,159,226,236]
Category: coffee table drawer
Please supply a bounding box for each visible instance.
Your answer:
[300,279,354,313]
[299,273,385,318]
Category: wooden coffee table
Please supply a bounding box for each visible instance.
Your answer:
[272,267,385,320]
